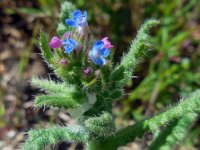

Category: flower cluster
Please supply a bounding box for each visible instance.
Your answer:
[49,9,113,67]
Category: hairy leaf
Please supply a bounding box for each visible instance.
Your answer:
[23,126,89,150]
[40,32,53,63]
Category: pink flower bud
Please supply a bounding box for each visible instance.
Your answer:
[84,67,92,76]
[49,36,62,49]
[102,37,113,49]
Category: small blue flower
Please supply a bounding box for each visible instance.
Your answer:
[65,10,87,28]
[62,38,78,54]
[89,40,110,66]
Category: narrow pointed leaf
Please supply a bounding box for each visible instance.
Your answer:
[23,126,89,150]
[40,31,53,63]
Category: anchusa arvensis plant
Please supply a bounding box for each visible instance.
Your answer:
[23,1,200,150]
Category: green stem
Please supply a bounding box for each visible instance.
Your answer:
[87,121,147,150]
[87,141,103,150]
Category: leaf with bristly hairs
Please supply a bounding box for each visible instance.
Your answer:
[22,126,89,150]
[39,31,53,63]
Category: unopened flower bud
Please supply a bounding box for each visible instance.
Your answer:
[95,70,101,77]
[60,59,68,65]
[102,37,113,49]
[49,36,62,49]
[63,32,71,38]
[77,45,83,51]
[84,67,92,76]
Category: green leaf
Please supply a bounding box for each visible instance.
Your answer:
[31,78,86,109]
[148,112,198,150]
[39,32,53,63]
[112,19,160,87]
[23,126,89,150]
[84,112,115,138]
[89,90,200,150]
[35,94,80,109]
[144,90,200,132]
[31,77,75,94]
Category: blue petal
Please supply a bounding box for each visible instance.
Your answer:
[89,51,106,66]
[76,15,87,26]
[93,41,104,50]
[95,57,106,66]
[68,38,77,47]
[89,51,94,59]
[73,10,82,20]
[100,48,110,57]
[65,19,77,27]
[64,45,74,54]
[89,51,98,64]
[62,39,77,54]
[62,39,68,45]
[83,11,87,17]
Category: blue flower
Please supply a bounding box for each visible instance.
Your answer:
[62,38,78,54]
[89,40,110,66]
[65,10,87,28]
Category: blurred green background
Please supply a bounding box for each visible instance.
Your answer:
[0,0,200,149]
